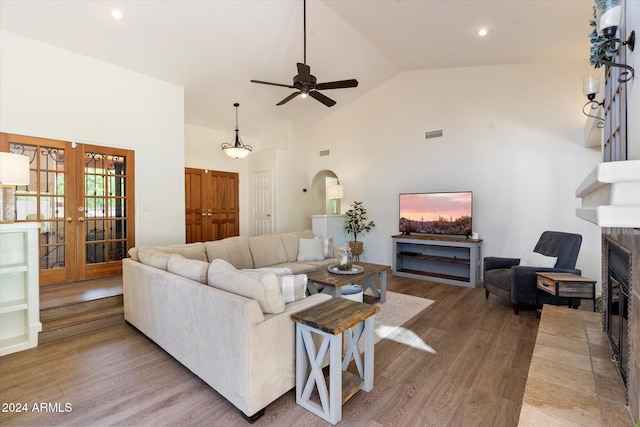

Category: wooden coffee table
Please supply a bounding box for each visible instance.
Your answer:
[306,262,391,303]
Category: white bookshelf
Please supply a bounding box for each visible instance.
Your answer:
[0,222,41,356]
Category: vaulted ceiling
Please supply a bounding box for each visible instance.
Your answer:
[0,1,593,138]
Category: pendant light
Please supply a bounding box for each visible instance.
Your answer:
[221,103,252,159]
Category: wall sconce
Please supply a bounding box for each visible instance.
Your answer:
[326,184,343,214]
[596,1,635,82]
[0,152,30,223]
[582,75,604,128]
[221,103,253,159]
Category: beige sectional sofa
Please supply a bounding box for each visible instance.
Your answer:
[123,230,335,420]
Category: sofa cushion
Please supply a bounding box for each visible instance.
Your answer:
[268,262,319,274]
[297,238,325,262]
[281,230,314,262]
[207,259,285,314]
[519,250,557,268]
[242,267,293,275]
[204,236,253,269]
[130,243,207,262]
[137,248,172,270]
[167,254,209,284]
[278,275,307,303]
[249,234,288,268]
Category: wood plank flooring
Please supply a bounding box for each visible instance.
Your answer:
[0,276,539,426]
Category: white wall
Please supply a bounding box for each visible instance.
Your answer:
[626,1,639,160]
[184,123,258,236]
[0,30,185,246]
[305,60,603,285]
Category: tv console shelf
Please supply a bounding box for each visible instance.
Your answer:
[392,234,482,288]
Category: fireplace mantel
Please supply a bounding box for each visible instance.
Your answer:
[575,160,640,227]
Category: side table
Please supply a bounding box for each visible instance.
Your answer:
[291,298,380,425]
[536,272,597,312]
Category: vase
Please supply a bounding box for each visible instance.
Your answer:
[349,241,364,261]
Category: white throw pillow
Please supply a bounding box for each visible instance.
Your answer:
[519,251,558,268]
[277,274,308,303]
[297,238,325,261]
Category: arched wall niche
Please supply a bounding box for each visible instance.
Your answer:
[310,169,341,214]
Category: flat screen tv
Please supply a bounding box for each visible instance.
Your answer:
[399,192,472,237]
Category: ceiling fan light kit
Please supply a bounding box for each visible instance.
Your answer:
[250,0,358,107]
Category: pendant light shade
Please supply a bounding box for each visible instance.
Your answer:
[221,103,252,159]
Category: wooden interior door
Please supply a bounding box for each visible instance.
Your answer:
[210,171,239,240]
[185,168,207,243]
[1,133,135,286]
[185,168,239,243]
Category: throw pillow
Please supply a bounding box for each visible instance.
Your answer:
[277,274,308,303]
[167,254,209,284]
[316,237,334,258]
[207,259,285,314]
[519,251,558,268]
[297,238,325,262]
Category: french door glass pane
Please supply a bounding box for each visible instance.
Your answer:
[11,143,67,271]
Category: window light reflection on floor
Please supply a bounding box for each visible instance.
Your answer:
[375,325,436,353]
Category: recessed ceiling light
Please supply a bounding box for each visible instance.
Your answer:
[111,9,123,20]
[477,28,489,37]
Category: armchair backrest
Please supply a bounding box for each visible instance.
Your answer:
[533,231,582,269]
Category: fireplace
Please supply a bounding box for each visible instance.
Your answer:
[605,238,631,386]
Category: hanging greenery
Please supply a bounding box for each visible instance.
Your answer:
[589,6,612,68]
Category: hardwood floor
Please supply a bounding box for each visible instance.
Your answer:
[0,276,538,426]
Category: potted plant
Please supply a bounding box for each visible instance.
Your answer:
[344,201,375,258]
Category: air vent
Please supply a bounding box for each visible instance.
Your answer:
[425,130,443,139]
[319,150,330,156]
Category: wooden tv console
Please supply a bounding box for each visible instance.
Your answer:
[392,234,482,288]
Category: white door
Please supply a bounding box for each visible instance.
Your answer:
[253,170,273,235]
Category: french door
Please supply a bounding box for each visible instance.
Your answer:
[185,168,239,243]
[1,133,135,286]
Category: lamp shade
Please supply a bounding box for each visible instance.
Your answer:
[0,152,30,185]
[597,1,622,35]
[223,146,251,159]
[326,184,344,199]
[582,75,600,96]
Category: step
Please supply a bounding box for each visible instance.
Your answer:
[39,305,124,344]
[40,294,123,322]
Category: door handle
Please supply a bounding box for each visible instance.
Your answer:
[78,217,85,222]
[66,217,73,222]
[267,213,271,217]
[208,209,212,217]
[202,209,207,216]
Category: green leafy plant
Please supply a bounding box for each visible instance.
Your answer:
[344,201,375,242]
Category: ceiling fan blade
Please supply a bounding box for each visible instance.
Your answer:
[297,63,311,81]
[315,79,359,90]
[250,79,296,89]
[309,90,336,107]
[276,91,301,106]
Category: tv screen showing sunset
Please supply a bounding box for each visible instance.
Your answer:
[399,192,472,236]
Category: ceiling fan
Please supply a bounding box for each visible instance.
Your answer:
[250,0,358,107]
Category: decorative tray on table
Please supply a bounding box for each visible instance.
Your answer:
[327,265,364,275]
